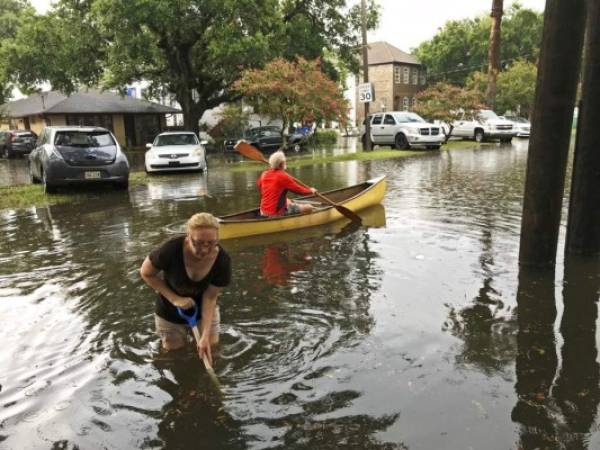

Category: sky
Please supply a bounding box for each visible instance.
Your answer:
[31,0,547,52]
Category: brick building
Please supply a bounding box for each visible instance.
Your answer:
[355,41,427,125]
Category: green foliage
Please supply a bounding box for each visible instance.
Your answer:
[234,57,348,141]
[218,104,250,138]
[313,129,338,144]
[467,60,537,116]
[415,2,543,86]
[496,59,537,117]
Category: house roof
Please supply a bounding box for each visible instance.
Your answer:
[367,41,421,66]
[2,89,180,117]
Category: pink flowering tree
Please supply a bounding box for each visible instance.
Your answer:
[234,57,348,143]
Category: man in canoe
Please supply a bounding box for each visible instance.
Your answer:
[257,150,317,217]
[139,212,231,365]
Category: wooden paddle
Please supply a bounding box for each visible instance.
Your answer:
[234,141,362,224]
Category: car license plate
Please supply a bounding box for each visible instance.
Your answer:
[168,161,180,167]
[84,171,101,179]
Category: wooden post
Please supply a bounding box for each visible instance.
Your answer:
[566,2,600,256]
[361,0,371,151]
[519,0,587,268]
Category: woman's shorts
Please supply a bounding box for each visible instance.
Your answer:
[154,306,220,343]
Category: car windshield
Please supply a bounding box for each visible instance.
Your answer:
[478,110,500,121]
[155,134,198,146]
[393,112,426,123]
[508,117,528,123]
[55,131,115,147]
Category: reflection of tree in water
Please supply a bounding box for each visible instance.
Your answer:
[443,222,517,376]
[513,259,600,450]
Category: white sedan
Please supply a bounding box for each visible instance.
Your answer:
[145,132,207,173]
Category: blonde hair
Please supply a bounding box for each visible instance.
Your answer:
[186,212,220,233]
[269,150,286,169]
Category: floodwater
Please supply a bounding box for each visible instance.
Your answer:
[0,139,598,449]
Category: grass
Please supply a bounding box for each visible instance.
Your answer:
[0,139,496,211]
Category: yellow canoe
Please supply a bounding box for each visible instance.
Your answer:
[218,175,386,240]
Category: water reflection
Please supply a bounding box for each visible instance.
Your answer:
[513,258,600,449]
[260,243,313,286]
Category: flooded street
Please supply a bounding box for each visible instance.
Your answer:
[1,139,599,449]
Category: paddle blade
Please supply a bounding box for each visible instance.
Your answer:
[234,140,268,164]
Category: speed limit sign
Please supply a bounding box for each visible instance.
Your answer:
[358,83,374,103]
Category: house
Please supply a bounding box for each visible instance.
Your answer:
[0,89,180,148]
[355,41,427,125]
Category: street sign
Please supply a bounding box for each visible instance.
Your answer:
[358,83,374,103]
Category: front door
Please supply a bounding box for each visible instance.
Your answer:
[369,114,384,144]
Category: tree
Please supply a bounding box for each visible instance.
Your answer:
[1,0,379,134]
[467,60,537,117]
[486,0,504,107]
[0,0,36,104]
[234,57,348,143]
[415,2,542,86]
[413,82,484,141]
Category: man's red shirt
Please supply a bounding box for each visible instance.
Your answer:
[257,168,312,216]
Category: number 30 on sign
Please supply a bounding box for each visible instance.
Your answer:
[358,83,374,103]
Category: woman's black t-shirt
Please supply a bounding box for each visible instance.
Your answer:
[149,235,231,324]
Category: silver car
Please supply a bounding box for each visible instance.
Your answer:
[29,126,130,193]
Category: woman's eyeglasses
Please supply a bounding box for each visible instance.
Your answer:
[190,239,219,249]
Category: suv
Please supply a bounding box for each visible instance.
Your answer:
[224,126,308,153]
[0,130,38,158]
[452,109,516,143]
[361,111,445,150]
[28,126,129,193]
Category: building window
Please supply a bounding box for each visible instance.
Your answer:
[403,97,409,110]
[412,97,417,107]
[420,72,427,85]
[394,66,401,84]
[66,114,114,131]
[412,68,419,85]
[403,67,410,84]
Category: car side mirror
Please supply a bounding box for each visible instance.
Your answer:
[146,143,152,149]
[200,140,208,146]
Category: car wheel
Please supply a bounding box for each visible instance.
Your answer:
[474,129,485,143]
[394,133,410,150]
[0,146,6,158]
[292,143,301,152]
[42,170,56,194]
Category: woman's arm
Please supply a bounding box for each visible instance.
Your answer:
[196,284,222,364]
[139,256,194,309]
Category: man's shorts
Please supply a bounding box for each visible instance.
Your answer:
[285,202,301,215]
[154,306,220,343]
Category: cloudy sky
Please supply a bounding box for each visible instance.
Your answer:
[31,0,547,52]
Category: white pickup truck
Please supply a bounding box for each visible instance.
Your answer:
[451,109,516,143]
[361,111,445,150]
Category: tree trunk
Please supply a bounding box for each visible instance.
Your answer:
[178,90,203,134]
[565,1,600,256]
[518,0,587,268]
[485,0,503,109]
[443,124,454,143]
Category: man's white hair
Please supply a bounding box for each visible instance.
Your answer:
[269,150,286,169]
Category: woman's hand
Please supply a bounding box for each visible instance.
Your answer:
[174,295,195,310]
[197,335,212,366]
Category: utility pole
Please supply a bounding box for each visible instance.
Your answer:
[361,0,371,151]
[519,0,587,267]
[566,1,600,256]
[485,0,504,109]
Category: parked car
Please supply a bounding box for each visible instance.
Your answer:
[0,130,38,158]
[145,131,207,173]
[501,115,531,138]
[29,126,129,193]
[451,109,516,143]
[361,111,445,150]
[224,126,308,153]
